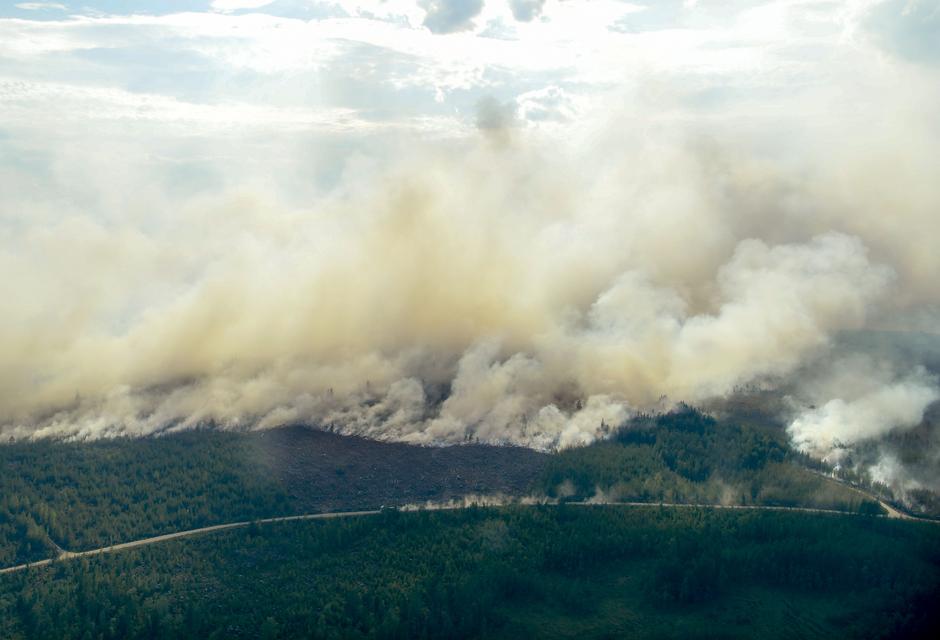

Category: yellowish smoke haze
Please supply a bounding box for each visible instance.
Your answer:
[2,100,938,455]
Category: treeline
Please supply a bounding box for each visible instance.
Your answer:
[1,506,938,639]
[538,408,881,512]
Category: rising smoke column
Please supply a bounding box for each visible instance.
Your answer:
[0,1,938,498]
[0,132,928,449]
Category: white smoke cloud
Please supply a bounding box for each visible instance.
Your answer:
[0,113,934,452]
[868,453,923,495]
[788,369,939,462]
[1,0,939,470]
[0,170,899,449]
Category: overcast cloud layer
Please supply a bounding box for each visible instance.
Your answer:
[1,1,939,491]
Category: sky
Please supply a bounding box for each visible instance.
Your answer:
[1,1,936,193]
[1,0,940,493]
[1,0,933,183]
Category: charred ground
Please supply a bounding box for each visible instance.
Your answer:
[253,426,549,512]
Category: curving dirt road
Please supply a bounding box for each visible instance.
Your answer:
[3,497,932,576]
[0,511,379,576]
[805,469,912,519]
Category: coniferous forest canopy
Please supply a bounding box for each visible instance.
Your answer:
[2,506,939,640]
[3,410,937,638]
[0,410,885,568]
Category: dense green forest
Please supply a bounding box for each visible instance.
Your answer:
[1,506,938,639]
[0,431,293,566]
[0,411,934,638]
[539,409,875,511]
[1,409,885,568]
[0,426,546,567]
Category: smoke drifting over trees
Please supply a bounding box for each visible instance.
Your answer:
[3,124,937,451]
[1,1,939,497]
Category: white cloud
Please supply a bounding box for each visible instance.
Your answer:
[211,0,276,12]
[509,0,546,22]
[419,0,485,34]
[14,2,67,10]
[0,77,466,141]
[516,85,582,124]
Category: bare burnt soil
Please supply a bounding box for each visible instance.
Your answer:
[252,426,550,513]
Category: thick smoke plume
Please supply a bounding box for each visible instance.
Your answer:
[788,367,939,462]
[2,120,937,452]
[2,4,940,503]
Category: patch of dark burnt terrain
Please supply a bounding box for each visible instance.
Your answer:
[253,426,549,512]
